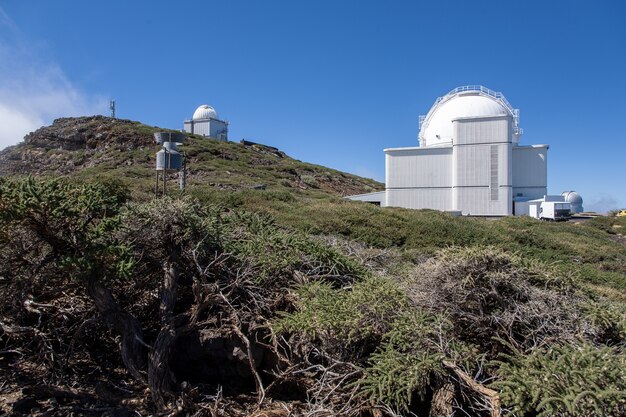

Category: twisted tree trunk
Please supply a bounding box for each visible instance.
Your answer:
[86,276,146,381]
[148,243,180,409]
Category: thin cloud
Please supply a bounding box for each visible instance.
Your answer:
[585,194,620,214]
[0,7,16,31]
[0,6,106,150]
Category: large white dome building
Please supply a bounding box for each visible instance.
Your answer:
[348,85,551,216]
[419,86,522,147]
[183,104,228,141]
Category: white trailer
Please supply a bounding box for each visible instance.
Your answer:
[516,195,572,221]
[538,201,571,221]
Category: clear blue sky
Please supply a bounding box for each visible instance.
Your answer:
[1,1,624,212]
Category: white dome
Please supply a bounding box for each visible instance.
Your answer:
[419,86,520,147]
[192,104,218,120]
[562,191,583,213]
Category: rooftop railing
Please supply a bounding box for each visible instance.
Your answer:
[418,85,522,137]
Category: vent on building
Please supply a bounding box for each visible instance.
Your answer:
[490,145,499,201]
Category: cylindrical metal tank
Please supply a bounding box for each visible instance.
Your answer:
[156,146,183,171]
[155,132,185,172]
[561,191,584,213]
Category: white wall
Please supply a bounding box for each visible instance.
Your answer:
[384,146,452,210]
[453,116,511,145]
[512,146,548,200]
[385,147,452,188]
[190,120,209,136]
[183,119,228,141]
[514,200,531,216]
[385,188,451,210]
[452,116,512,215]
[377,115,548,217]
[209,119,228,140]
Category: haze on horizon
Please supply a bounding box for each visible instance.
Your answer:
[0,1,624,212]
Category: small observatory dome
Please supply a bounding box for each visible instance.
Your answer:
[419,86,521,147]
[192,104,218,121]
[561,191,584,213]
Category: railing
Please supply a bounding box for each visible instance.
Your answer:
[418,85,522,137]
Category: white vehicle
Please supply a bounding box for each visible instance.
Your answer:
[538,201,571,221]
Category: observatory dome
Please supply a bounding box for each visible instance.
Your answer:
[419,86,520,147]
[562,191,584,213]
[193,104,218,120]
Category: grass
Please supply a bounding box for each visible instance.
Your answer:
[5,116,626,302]
[3,119,626,415]
[77,161,626,300]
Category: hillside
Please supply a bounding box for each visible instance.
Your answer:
[1,117,625,417]
[0,116,382,198]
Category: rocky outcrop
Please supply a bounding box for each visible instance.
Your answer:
[0,116,159,176]
[22,116,154,151]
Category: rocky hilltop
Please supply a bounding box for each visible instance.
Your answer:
[0,117,154,175]
[0,116,381,198]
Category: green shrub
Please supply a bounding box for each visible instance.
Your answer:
[358,309,450,411]
[224,211,365,283]
[300,174,319,188]
[492,343,626,417]
[275,276,406,344]
[582,300,626,344]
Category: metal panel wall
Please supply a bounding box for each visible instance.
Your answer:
[209,120,228,140]
[452,117,512,215]
[453,187,512,215]
[513,187,547,200]
[385,147,452,188]
[385,188,451,211]
[192,120,209,137]
[454,116,511,145]
[384,147,452,210]
[512,146,548,199]
[452,144,490,187]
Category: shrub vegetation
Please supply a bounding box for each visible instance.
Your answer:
[1,118,625,415]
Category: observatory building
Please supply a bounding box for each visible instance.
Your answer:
[348,85,552,216]
[561,191,584,213]
[183,104,228,141]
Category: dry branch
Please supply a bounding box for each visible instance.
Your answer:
[442,360,500,417]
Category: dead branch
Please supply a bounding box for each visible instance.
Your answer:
[217,289,265,407]
[442,360,500,417]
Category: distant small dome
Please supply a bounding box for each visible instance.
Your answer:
[562,191,584,213]
[192,104,218,120]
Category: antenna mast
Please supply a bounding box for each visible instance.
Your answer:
[109,100,116,118]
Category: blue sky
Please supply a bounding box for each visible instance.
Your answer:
[0,1,624,212]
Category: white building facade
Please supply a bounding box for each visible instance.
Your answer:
[349,86,549,216]
[183,104,229,141]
